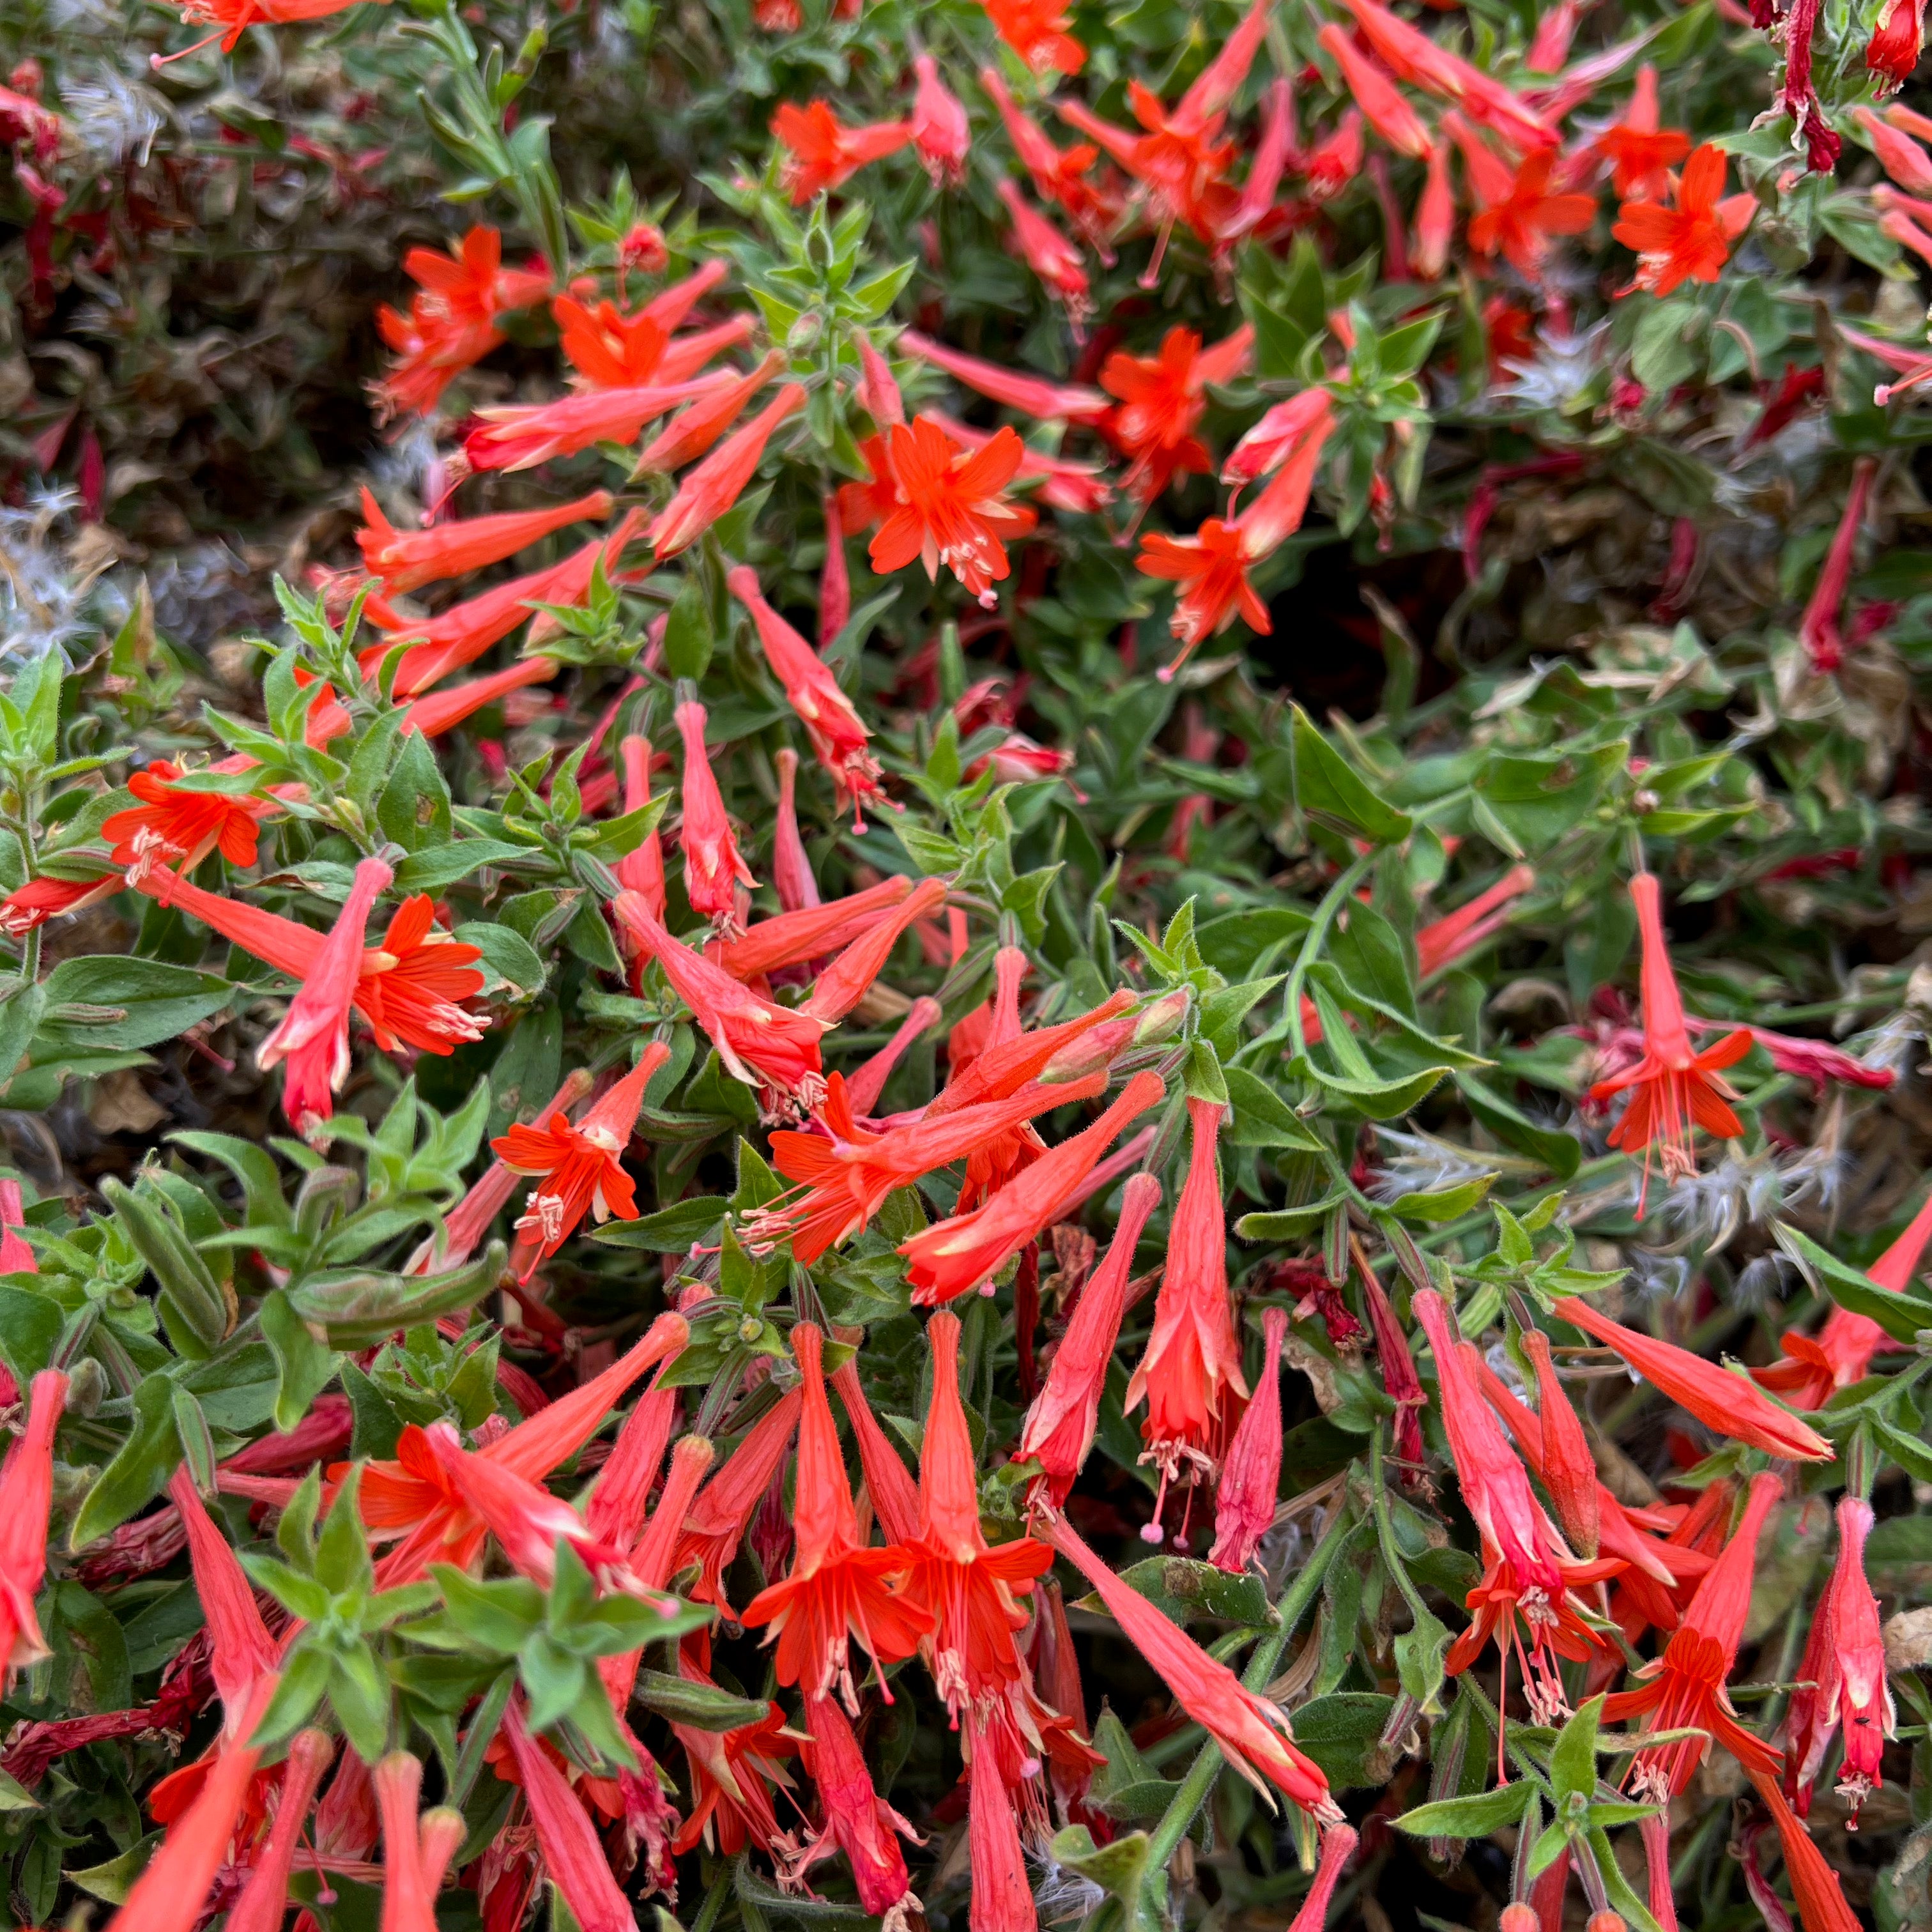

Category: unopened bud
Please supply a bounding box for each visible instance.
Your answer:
[1499,1908,1540,1932]
[1586,1914,1627,1932]
[1133,988,1192,1045]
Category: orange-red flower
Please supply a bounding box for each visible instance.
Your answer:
[790,1691,921,1918]
[1869,0,1925,90]
[1126,1096,1248,1511]
[492,1043,670,1278]
[1208,1305,1288,1575]
[501,1699,645,1932]
[1337,0,1556,153]
[801,877,950,1025]
[868,415,1039,609]
[374,227,551,419]
[1016,1171,1162,1507]
[900,1070,1165,1305]
[632,351,784,477]
[102,759,279,877]
[463,374,732,473]
[553,289,749,389]
[1606,1471,1784,1800]
[1593,65,1690,198]
[980,0,1085,74]
[611,892,829,1114]
[995,177,1091,324]
[647,383,807,559]
[1416,864,1536,977]
[898,328,1112,423]
[897,1312,1055,1728]
[1101,325,1254,503]
[1318,23,1435,160]
[673,1390,804,1617]
[356,486,613,595]
[669,1662,801,1857]
[1613,144,1755,295]
[224,1731,334,1932]
[1465,144,1595,276]
[1046,1509,1342,1821]
[979,68,1117,245]
[1588,872,1752,1202]
[373,1753,466,1932]
[710,875,916,981]
[1746,1769,1864,1932]
[740,1324,930,1705]
[912,54,970,186]
[1554,1294,1832,1460]
[674,694,758,934]
[0,1370,65,1690]
[727,564,884,822]
[397,656,558,740]
[615,733,668,918]
[772,100,915,202]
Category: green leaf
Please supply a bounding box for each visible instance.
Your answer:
[259,1290,342,1435]
[1385,1174,1497,1223]
[1234,1190,1351,1243]
[1292,1692,1400,1790]
[71,1375,182,1549]
[1106,1556,1275,1629]
[592,1196,728,1250]
[1395,1784,1535,1839]
[1772,1222,1932,1342]
[1292,1055,1451,1121]
[36,956,234,1052]
[1223,1066,1324,1149]
[632,1669,769,1731]
[1291,707,1412,845]
[1549,1694,1605,1805]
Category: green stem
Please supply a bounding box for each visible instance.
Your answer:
[1285,853,1374,1064]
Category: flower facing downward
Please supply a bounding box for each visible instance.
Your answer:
[740,1324,930,1707]
[675,694,758,935]
[257,855,392,1140]
[0,1370,65,1689]
[1588,872,1752,1205]
[491,1043,670,1279]
[790,1690,923,1922]
[1593,66,1689,199]
[868,415,1039,610]
[1208,1306,1289,1575]
[911,56,970,187]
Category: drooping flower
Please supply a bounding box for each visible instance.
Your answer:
[373,227,551,419]
[1101,325,1255,505]
[1413,137,1455,277]
[1784,1495,1894,1820]
[398,657,558,739]
[500,1700,640,1932]
[632,351,785,477]
[1553,1294,1832,1460]
[167,1466,280,1732]
[911,56,970,186]
[356,487,614,594]
[673,694,758,935]
[673,1391,804,1616]
[1046,1509,1342,1821]
[612,893,828,1115]
[670,1666,801,1857]
[1359,1262,1427,1475]
[1586,872,1752,1204]
[726,564,885,822]
[1416,865,1537,977]
[741,1324,930,1706]
[615,735,668,919]
[996,178,1091,324]
[224,1730,335,1932]
[257,855,391,1139]
[1606,1472,1784,1800]
[1337,0,1556,153]
[374,1752,468,1932]
[0,1370,66,1690]
[1797,458,1878,673]
[1287,1823,1360,1932]
[1412,1294,1618,1728]
[790,1690,923,1920]
[1464,142,1595,277]
[963,1716,1039,1932]
[1613,146,1756,295]
[772,749,819,916]
[1519,1326,1598,1559]
[1208,1307,1289,1575]
[979,67,1117,246]
[847,999,942,1117]
[897,1312,1054,1729]
[1745,1770,1865,1932]
[901,1071,1166,1305]
[492,1043,670,1278]
[830,1352,923,1547]
[647,384,808,559]
[1015,1171,1162,1508]
[1593,66,1690,198]
[868,415,1039,610]
[1869,0,1926,90]
[1126,1097,1250,1520]
[1774,0,1842,173]
[1317,24,1435,160]
[772,100,915,202]
[981,0,1085,75]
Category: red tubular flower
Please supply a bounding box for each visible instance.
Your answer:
[374,1752,466,1932]
[111,1680,275,1932]
[647,383,808,559]
[711,877,916,981]
[1416,865,1536,977]
[1519,1328,1599,1559]
[398,657,558,739]
[1337,0,1556,151]
[1016,1171,1162,1506]
[898,1312,1054,1728]
[615,735,668,917]
[1222,388,1334,490]
[930,410,1113,515]
[726,564,884,822]
[0,1371,65,1689]
[1607,1472,1784,1799]
[1360,1264,1426,1475]
[1208,1307,1288,1574]
[1797,459,1878,674]
[360,1314,688,1585]
[847,999,942,1117]
[673,1390,804,1616]
[258,855,391,1139]
[1126,1097,1249,1510]
[167,1465,280,1731]
[493,1043,670,1277]
[1594,65,1690,197]
[1760,1186,1932,1408]
[897,328,1111,422]
[1859,103,1932,190]
[1775,0,1842,173]
[1289,1823,1360,1932]
[373,227,550,418]
[670,1664,801,1857]
[981,0,1085,74]
[772,748,819,916]
[1553,1294,1832,1460]
[773,100,915,200]
[964,1715,1038,1932]
[674,694,758,934]
[612,893,828,1115]
[1613,146,1755,295]
[1587,872,1752,1203]
[870,414,1039,609]
[831,1352,924,1546]
[979,67,1117,245]
[464,374,732,473]
[1318,24,1434,159]
[1466,145,1595,275]
[1745,1770,1864,1932]
[740,1324,930,1705]
[1101,325,1255,504]
[792,1691,922,1918]
[1047,1510,1342,1821]
[500,1701,640,1932]
[103,760,279,877]
[1869,0,1926,89]
[995,176,1091,325]
[901,1071,1165,1305]
[1413,1294,1617,1726]
[1789,1496,1894,1818]
[912,54,970,186]
[224,1730,334,1932]
[632,351,784,476]
[356,487,613,594]
[1,873,118,937]
[802,878,950,1024]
